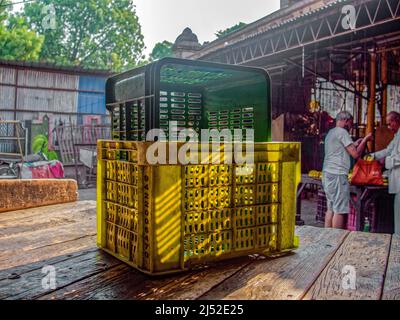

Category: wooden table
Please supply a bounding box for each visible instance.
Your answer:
[0,201,399,300]
[297,175,390,231]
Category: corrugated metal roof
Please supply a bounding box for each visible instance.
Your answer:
[229,0,347,43]
[0,60,112,76]
[196,0,347,56]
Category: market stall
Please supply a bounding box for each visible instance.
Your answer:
[297,174,394,233]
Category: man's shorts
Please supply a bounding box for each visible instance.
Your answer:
[322,172,350,214]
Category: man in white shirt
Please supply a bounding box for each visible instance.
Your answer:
[372,111,400,234]
[323,111,373,229]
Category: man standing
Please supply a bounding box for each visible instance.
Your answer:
[372,111,400,234]
[323,111,373,229]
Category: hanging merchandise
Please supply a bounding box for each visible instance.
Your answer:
[351,158,384,186]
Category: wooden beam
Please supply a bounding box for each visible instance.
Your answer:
[0,180,79,214]
[304,232,391,300]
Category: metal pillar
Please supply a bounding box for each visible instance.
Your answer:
[357,83,364,136]
[366,51,377,151]
[381,51,388,125]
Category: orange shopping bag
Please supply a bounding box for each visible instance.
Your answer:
[351,159,384,186]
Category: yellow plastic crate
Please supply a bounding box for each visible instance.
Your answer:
[97,140,301,275]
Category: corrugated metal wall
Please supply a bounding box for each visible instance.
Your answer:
[388,85,400,113]
[16,70,79,115]
[18,70,79,90]
[0,65,108,126]
[0,86,15,110]
[0,67,16,84]
[0,111,15,120]
[78,92,106,114]
[79,75,105,92]
[316,79,393,124]
[0,67,16,112]
[14,111,78,124]
[16,88,78,113]
[78,76,106,115]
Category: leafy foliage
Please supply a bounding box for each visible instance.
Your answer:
[18,0,145,71]
[0,0,44,61]
[149,41,173,61]
[216,22,247,39]
[0,0,9,23]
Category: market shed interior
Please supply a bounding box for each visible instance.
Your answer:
[191,0,400,173]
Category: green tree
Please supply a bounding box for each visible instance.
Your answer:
[0,0,44,61]
[216,22,247,39]
[149,41,173,61]
[19,0,145,71]
[0,0,9,23]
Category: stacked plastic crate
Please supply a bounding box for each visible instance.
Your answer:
[159,91,203,139]
[98,58,301,275]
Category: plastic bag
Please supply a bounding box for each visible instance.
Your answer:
[351,159,384,186]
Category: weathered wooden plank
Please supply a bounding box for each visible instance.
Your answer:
[0,200,97,270]
[0,235,97,271]
[382,235,400,300]
[0,220,96,262]
[38,265,147,300]
[0,201,96,258]
[37,256,253,301]
[304,231,391,300]
[139,227,310,300]
[142,257,254,300]
[0,248,98,281]
[0,249,121,300]
[0,201,96,224]
[0,205,96,239]
[200,226,349,300]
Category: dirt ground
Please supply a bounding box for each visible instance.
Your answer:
[78,188,324,228]
[300,196,324,228]
[78,188,97,201]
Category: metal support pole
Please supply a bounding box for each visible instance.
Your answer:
[381,51,388,125]
[367,51,376,151]
[357,83,364,135]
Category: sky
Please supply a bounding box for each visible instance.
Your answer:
[134,0,281,56]
[11,0,281,57]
